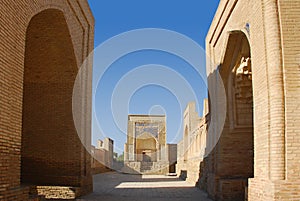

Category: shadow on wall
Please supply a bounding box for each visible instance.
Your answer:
[197,32,254,200]
[179,170,188,180]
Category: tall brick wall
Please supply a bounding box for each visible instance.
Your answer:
[278,0,300,181]
[21,8,82,186]
[176,101,209,184]
[0,1,94,200]
[206,32,254,201]
[203,0,300,200]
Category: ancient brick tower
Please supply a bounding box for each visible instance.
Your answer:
[0,1,94,200]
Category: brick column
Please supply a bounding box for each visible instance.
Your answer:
[263,0,285,180]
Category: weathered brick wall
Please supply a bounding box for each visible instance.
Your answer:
[204,0,300,200]
[205,31,254,200]
[91,146,111,175]
[278,0,300,181]
[0,1,94,200]
[91,138,114,174]
[176,101,209,184]
[21,8,82,187]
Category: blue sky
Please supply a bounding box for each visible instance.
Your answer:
[87,0,220,154]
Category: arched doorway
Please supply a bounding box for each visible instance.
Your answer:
[213,31,254,200]
[21,9,82,187]
[136,133,157,162]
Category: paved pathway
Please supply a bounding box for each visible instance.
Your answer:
[78,172,212,201]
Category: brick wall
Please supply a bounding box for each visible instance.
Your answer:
[91,138,114,174]
[91,146,111,175]
[278,0,300,181]
[203,0,300,200]
[204,31,254,200]
[0,1,94,200]
[176,101,209,184]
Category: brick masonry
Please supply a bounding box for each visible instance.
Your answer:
[177,0,300,200]
[176,101,209,184]
[91,138,114,174]
[203,0,300,200]
[123,115,169,175]
[0,1,94,200]
[1,0,299,201]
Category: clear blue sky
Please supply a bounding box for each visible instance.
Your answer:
[87,0,220,154]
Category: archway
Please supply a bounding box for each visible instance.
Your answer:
[136,133,157,162]
[21,9,82,187]
[216,31,254,200]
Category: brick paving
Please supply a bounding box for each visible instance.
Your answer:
[78,172,212,201]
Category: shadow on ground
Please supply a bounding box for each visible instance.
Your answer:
[77,172,212,201]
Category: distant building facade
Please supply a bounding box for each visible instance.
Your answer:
[123,115,169,174]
